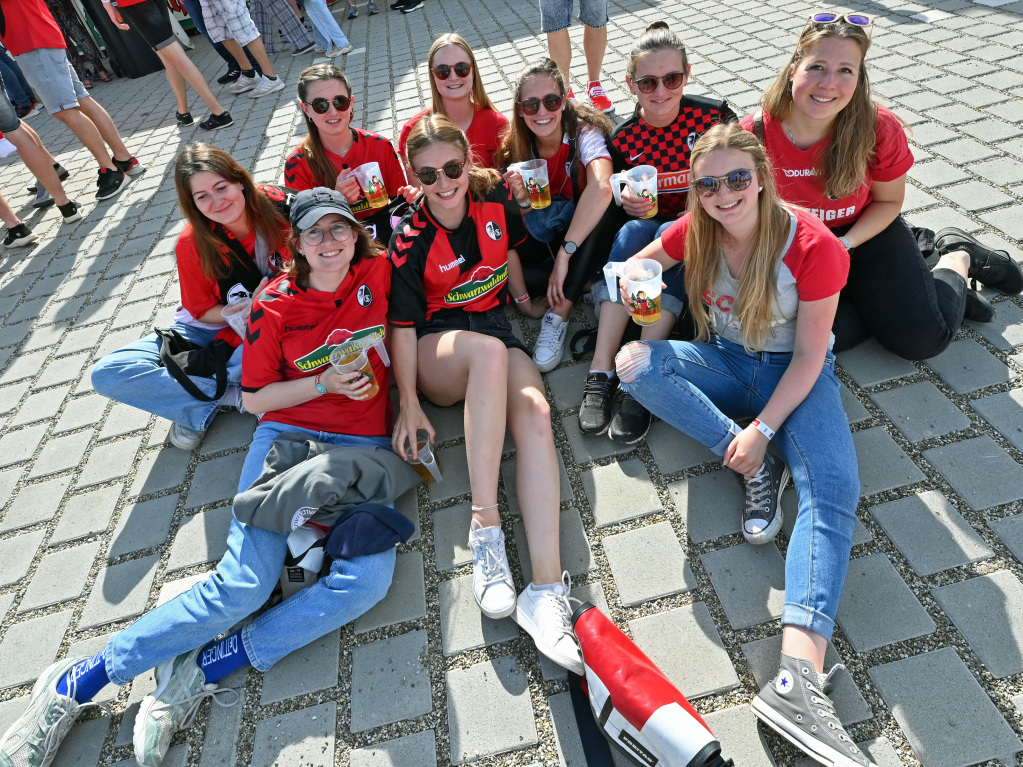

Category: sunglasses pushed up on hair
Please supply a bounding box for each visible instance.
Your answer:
[632,71,687,94]
[805,11,874,40]
[432,61,472,80]
[412,160,466,186]
[517,93,564,116]
[693,168,756,197]
[304,94,352,114]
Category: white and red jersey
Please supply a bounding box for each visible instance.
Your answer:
[740,106,913,229]
[661,206,849,351]
[537,125,610,201]
[397,106,510,169]
[241,256,393,435]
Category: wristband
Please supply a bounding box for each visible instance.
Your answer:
[751,419,775,440]
[514,293,530,304]
[518,199,531,209]
[314,373,327,396]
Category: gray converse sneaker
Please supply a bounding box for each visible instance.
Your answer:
[467,519,516,619]
[753,653,875,767]
[742,451,789,545]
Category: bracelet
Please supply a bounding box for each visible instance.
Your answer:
[514,293,530,304]
[751,419,775,440]
[518,199,531,209]
[471,503,499,512]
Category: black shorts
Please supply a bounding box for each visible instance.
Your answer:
[119,0,176,51]
[417,308,528,355]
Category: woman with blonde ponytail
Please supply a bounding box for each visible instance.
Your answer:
[615,123,871,767]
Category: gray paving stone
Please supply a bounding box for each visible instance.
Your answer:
[8,386,69,428]
[924,435,1023,510]
[991,514,1023,564]
[0,696,29,738]
[703,706,776,767]
[28,431,94,481]
[420,400,465,442]
[926,338,1013,393]
[98,402,152,440]
[0,530,46,588]
[199,689,246,767]
[667,468,744,543]
[34,351,90,389]
[0,424,48,469]
[250,701,336,767]
[870,491,992,576]
[629,603,740,699]
[561,415,634,464]
[544,362,589,411]
[741,634,872,725]
[428,444,469,504]
[513,506,594,584]
[794,737,902,767]
[646,419,715,474]
[0,610,73,689]
[260,628,340,704]
[351,730,438,767]
[602,522,696,606]
[932,570,1023,678]
[130,446,191,497]
[165,505,232,572]
[983,205,1023,241]
[355,551,427,633]
[78,434,143,489]
[548,691,586,767]
[200,410,257,455]
[836,339,919,387]
[49,715,110,767]
[53,394,105,433]
[50,484,122,544]
[79,554,160,629]
[837,553,935,652]
[185,452,246,508]
[446,656,538,764]
[433,503,472,571]
[0,469,20,512]
[502,451,573,514]
[0,594,12,623]
[968,295,1023,350]
[840,384,870,425]
[350,630,432,732]
[582,458,661,527]
[438,573,519,656]
[853,427,926,497]
[394,487,421,543]
[108,494,176,559]
[869,648,1022,767]
[19,541,101,613]
[701,543,786,629]
[870,381,971,442]
[973,388,1023,452]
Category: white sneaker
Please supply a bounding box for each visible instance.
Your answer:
[467,519,516,619]
[248,75,285,98]
[169,422,205,451]
[226,73,259,93]
[328,43,353,58]
[533,311,568,372]
[514,572,584,675]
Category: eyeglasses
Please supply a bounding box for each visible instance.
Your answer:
[632,71,687,94]
[412,160,466,186]
[304,95,352,114]
[693,168,756,197]
[432,61,472,80]
[300,222,354,245]
[517,93,564,116]
[804,12,874,40]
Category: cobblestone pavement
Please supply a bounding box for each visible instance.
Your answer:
[3,0,1023,764]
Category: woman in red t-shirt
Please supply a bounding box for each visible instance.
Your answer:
[397,33,509,176]
[745,15,1022,359]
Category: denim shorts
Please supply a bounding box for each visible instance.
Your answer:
[0,88,19,134]
[538,0,608,32]
[119,0,177,51]
[418,307,528,354]
[14,48,88,114]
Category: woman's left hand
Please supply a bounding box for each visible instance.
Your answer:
[723,425,769,477]
[502,170,529,207]
[516,296,549,319]
[547,252,570,308]
[397,185,423,205]
[336,173,363,205]
[322,366,376,401]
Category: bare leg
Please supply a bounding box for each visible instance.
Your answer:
[781,626,828,671]
[6,125,71,206]
[591,299,675,371]
[546,29,572,87]
[220,39,254,70]
[50,106,116,169]
[157,44,226,114]
[582,24,606,83]
[74,97,132,163]
[163,59,190,114]
[0,193,20,228]
[935,250,969,280]
[237,37,276,78]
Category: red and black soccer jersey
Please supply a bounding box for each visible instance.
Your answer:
[242,256,393,435]
[283,129,407,219]
[608,95,737,221]
[387,181,527,326]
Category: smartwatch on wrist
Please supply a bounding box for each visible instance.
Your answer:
[314,373,327,396]
[563,241,578,255]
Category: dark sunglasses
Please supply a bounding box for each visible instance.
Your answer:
[412,160,466,186]
[432,61,472,80]
[693,168,755,197]
[517,93,564,116]
[305,95,352,114]
[633,71,687,94]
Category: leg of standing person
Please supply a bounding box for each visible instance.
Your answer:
[302,0,352,55]
[201,0,283,96]
[46,0,112,83]
[0,192,38,248]
[264,0,315,54]
[0,44,36,109]
[180,0,256,81]
[0,56,32,110]
[578,0,613,111]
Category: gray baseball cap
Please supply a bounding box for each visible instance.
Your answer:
[290,187,359,229]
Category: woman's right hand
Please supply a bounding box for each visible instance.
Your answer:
[621,185,655,219]
[502,170,529,207]
[336,173,363,205]
[397,185,424,205]
[322,366,376,401]
[392,400,436,461]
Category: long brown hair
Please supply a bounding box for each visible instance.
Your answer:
[427,33,498,114]
[494,58,613,170]
[683,123,793,351]
[174,143,289,280]
[761,20,876,200]
[296,63,353,189]
[285,214,381,288]
[405,114,500,202]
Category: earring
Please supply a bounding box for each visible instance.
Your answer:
[758,186,764,191]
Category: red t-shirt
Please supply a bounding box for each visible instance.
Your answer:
[397,106,509,169]
[242,257,393,434]
[0,0,65,55]
[283,129,407,218]
[387,181,527,325]
[740,106,913,229]
[661,206,848,351]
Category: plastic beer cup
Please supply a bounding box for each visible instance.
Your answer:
[509,159,551,209]
[408,429,442,482]
[602,258,663,326]
[221,297,251,339]
[353,162,389,209]
[610,165,658,219]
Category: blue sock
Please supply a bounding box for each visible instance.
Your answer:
[56,650,110,703]
[196,629,250,685]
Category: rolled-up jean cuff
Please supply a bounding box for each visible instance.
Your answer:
[782,602,836,642]
[591,282,683,317]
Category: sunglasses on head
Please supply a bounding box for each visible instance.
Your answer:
[632,71,687,94]
[804,11,874,40]
[412,160,466,186]
[517,93,564,116]
[693,168,756,197]
[305,94,352,114]
[432,61,472,80]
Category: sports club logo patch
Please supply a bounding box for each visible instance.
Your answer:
[444,263,508,305]
[293,324,385,371]
[357,284,373,307]
[485,221,503,241]
[225,282,251,304]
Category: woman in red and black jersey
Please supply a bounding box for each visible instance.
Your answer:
[388,115,583,676]
[91,143,293,451]
[284,64,407,244]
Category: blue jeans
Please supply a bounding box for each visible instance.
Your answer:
[303,0,349,49]
[0,45,32,107]
[90,322,243,432]
[524,198,575,243]
[591,218,684,317]
[105,425,394,684]
[619,336,859,640]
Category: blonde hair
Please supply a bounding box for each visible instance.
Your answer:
[427,33,497,115]
[296,64,353,189]
[684,123,793,351]
[762,20,875,200]
[405,113,500,201]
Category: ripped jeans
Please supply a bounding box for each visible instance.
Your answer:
[617,336,859,640]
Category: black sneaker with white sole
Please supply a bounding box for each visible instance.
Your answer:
[3,224,37,248]
[936,226,1023,295]
[96,167,127,200]
[58,200,83,224]
[199,111,234,131]
[176,111,194,126]
[217,68,241,84]
[389,0,406,9]
[113,156,145,177]
[578,372,617,435]
[742,451,789,544]
[292,41,316,56]
[401,0,423,11]
[608,391,651,443]
[27,163,69,194]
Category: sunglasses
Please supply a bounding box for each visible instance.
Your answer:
[412,160,466,186]
[632,71,687,94]
[693,168,756,197]
[300,222,354,245]
[432,61,472,80]
[304,95,352,114]
[517,93,564,116]
[804,11,874,40]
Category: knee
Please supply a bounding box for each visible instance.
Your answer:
[89,355,118,397]
[615,341,651,384]
[513,386,553,433]
[474,335,509,374]
[331,549,395,609]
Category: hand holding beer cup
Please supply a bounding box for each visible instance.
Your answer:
[508,160,551,209]
[502,168,529,207]
[336,172,362,206]
[608,257,666,326]
[611,165,658,219]
[329,346,380,400]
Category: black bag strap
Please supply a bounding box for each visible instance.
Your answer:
[752,109,765,145]
[155,328,229,403]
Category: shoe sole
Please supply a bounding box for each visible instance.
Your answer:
[533,342,565,373]
[578,418,610,436]
[201,120,234,131]
[401,4,422,11]
[743,465,790,545]
[96,180,128,201]
[292,45,316,56]
[478,599,516,620]
[250,84,286,98]
[168,429,203,451]
[227,83,258,94]
[133,658,177,766]
[5,233,38,248]
[62,211,83,224]
[513,603,584,675]
[752,696,873,767]
[123,164,146,177]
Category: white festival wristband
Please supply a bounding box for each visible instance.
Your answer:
[752,419,775,440]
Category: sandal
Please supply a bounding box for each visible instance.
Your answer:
[98,70,112,83]
[82,77,94,90]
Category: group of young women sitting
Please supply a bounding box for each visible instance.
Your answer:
[6,15,1022,767]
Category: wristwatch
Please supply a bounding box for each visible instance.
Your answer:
[838,235,854,251]
[563,241,578,255]
[314,373,327,396]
